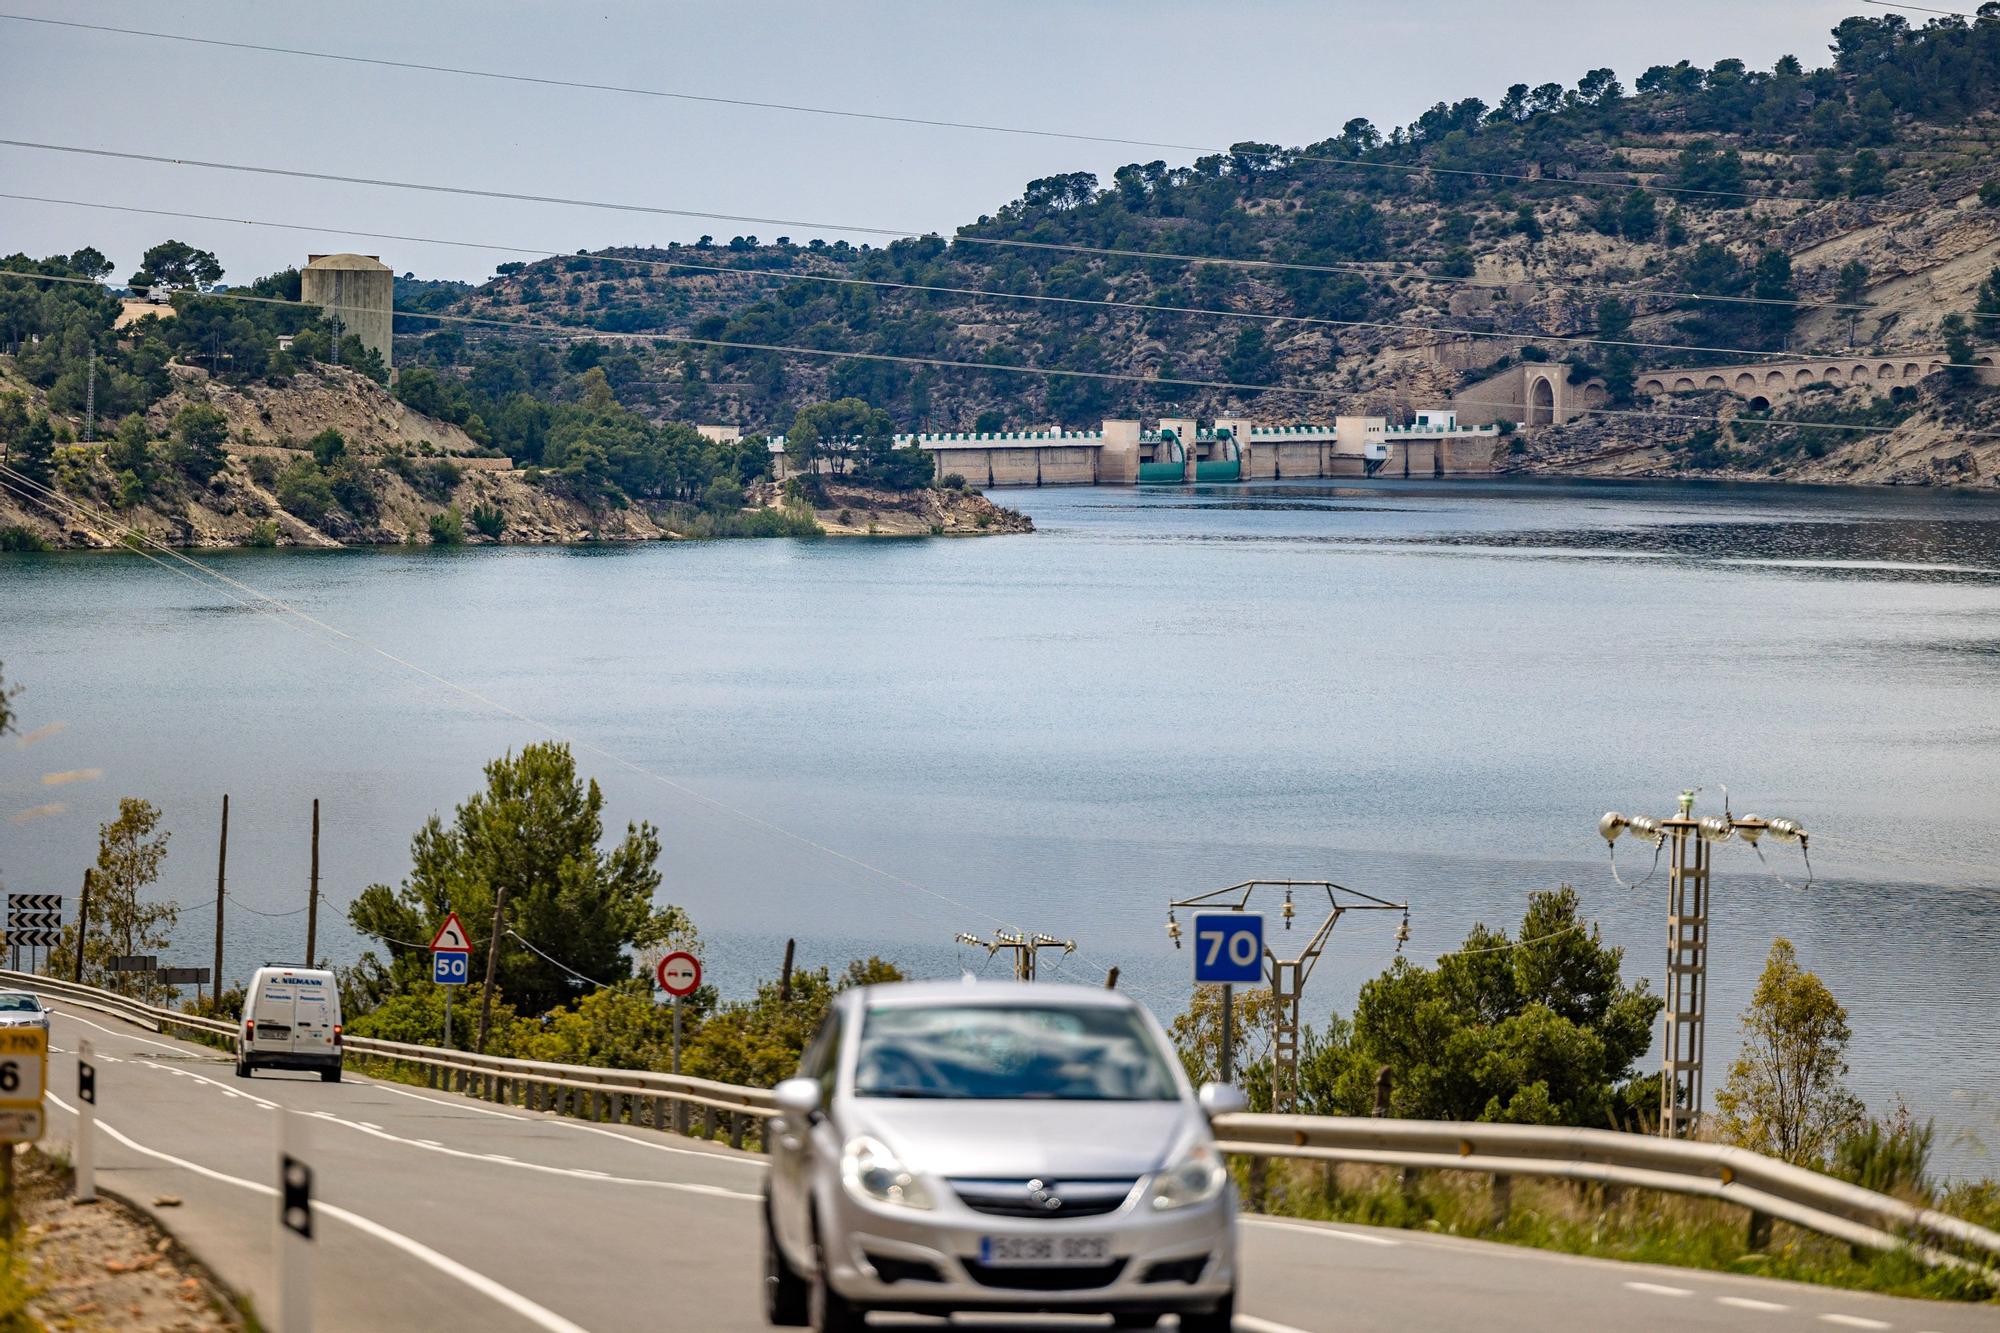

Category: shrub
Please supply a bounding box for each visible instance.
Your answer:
[469,501,505,538]
[275,459,335,525]
[427,505,466,545]
[245,519,279,548]
[0,525,50,552]
[309,427,347,467]
[939,473,967,490]
[247,454,281,487]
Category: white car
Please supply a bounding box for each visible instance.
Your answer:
[763,980,1241,1331]
[0,992,50,1033]
[235,966,343,1081]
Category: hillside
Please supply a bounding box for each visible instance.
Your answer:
[0,359,1026,548]
[399,12,2000,486]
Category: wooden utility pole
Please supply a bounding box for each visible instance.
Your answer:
[304,799,320,966]
[72,869,92,984]
[778,938,795,1003]
[213,795,228,1000]
[474,884,507,1054]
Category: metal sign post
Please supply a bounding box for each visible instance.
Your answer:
[75,1040,95,1203]
[430,912,471,1050]
[0,1025,47,1233]
[656,952,701,1134]
[275,1109,314,1333]
[1168,880,1409,1110]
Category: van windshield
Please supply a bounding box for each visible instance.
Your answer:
[853,1004,1179,1102]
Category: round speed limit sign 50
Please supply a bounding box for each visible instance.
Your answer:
[655,951,702,997]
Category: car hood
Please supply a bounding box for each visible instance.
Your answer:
[837,1098,1198,1178]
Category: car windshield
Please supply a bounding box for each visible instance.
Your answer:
[0,995,40,1013]
[853,1003,1179,1101]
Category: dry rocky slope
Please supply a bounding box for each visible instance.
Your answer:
[420,23,2000,491]
[0,362,1026,549]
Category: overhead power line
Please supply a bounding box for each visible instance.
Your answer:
[0,12,1835,208]
[6,190,1962,363]
[11,267,1997,430]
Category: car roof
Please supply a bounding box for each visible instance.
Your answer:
[850,979,1143,1010]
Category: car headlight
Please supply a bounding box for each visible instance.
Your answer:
[839,1135,933,1210]
[1149,1139,1228,1211]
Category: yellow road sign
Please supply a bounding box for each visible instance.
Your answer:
[0,1027,47,1110]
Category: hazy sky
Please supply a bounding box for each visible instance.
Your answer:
[1,1,1869,286]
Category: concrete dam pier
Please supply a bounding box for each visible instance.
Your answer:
[771,411,1504,487]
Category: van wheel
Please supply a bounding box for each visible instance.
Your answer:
[808,1216,865,1332]
[234,1056,250,1079]
[763,1201,809,1326]
[321,1066,342,1084]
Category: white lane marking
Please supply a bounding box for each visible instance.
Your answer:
[107,1047,760,1197]
[1235,1318,1314,1333]
[1818,1317,1892,1330]
[49,1006,186,1053]
[44,1092,592,1333]
[1718,1297,1791,1312]
[356,1077,767,1166]
[1242,1217,1401,1247]
[1624,1281,1694,1297]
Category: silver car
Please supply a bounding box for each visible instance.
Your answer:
[0,992,49,1033]
[763,980,1242,1332]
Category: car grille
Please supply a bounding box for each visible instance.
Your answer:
[948,1177,1139,1220]
[962,1259,1128,1291]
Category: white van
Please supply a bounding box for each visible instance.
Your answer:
[235,966,343,1082]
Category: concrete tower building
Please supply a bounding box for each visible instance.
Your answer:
[301,253,393,372]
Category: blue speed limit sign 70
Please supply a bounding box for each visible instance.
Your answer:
[1192,913,1264,984]
[433,951,470,986]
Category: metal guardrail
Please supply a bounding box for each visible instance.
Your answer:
[1211,1113,2000,1268]
[4,970,775,1148]
[12,970,1997,1269]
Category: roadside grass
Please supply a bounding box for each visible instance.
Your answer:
[0,1239,38,1333]
[1240,1158,1999,1305]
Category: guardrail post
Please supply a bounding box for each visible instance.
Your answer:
[701,1104,716,1141]
[653,1095,668,1132]
[674,1098,689,1137]
[609,1091,624,1124]
[1489,1174,1512,1228]
[1747,1209,1773,1251]
[728,1111,744,1151]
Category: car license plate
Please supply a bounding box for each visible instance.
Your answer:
[979,1235,1110,1266]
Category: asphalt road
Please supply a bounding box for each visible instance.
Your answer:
[36,1005,2000,1333]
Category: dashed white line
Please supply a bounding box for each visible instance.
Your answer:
[1242,1217,1402,1247]
[43,1092,592,1333]
[1818,1317,1892,1330]
[1624,1281,1694,1297]
[1718,1296,1791,1312]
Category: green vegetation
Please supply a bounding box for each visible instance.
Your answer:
[1231,887,1661,1128]
[1244,1159,1994,1302]
[48,798,180,1003]
[1716,937,1866,1165]
[347,742,683,1016]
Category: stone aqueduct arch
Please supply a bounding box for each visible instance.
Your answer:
[1631,356,1959,408]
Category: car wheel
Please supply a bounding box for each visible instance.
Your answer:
[321,1066,342,1084]
[808,1218,865,1332]
[763,1203,809,1326]
[1177,1289,1234,1333]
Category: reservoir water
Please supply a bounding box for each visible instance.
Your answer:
[4,476,1998,1171]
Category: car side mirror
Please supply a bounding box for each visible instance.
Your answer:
[774,1077,823,1121]
[1198,1082,1248,1118]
